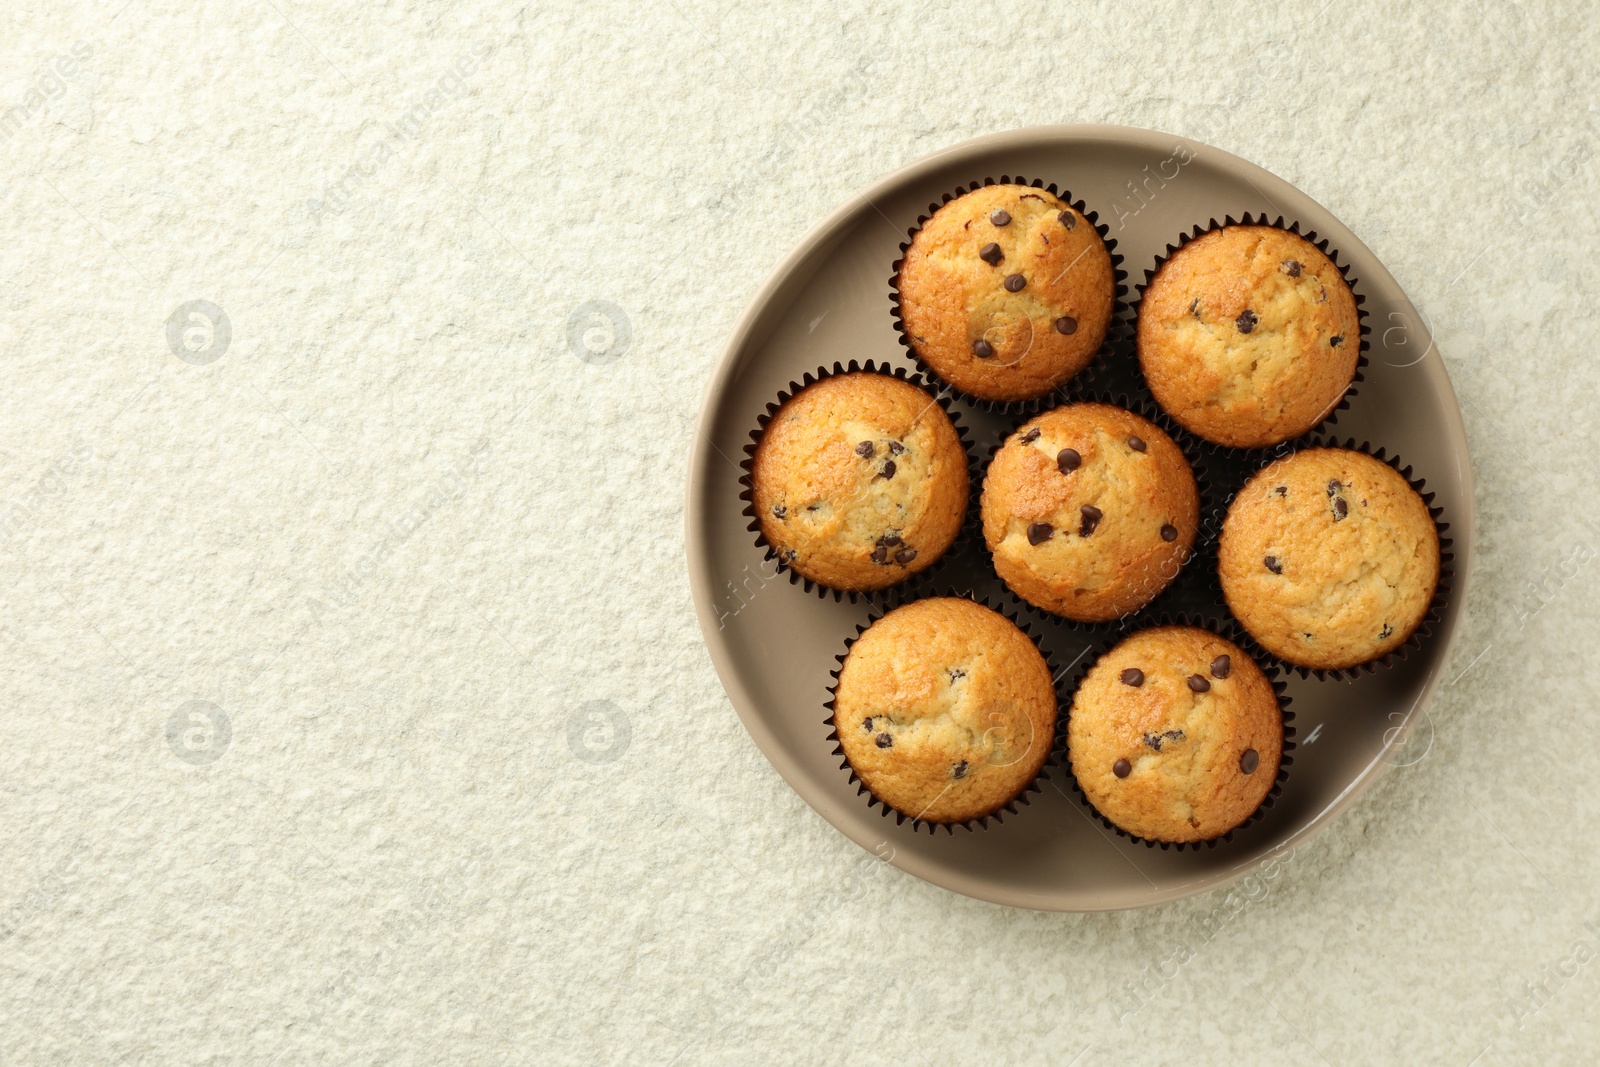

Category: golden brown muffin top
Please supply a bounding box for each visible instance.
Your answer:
[1068,626,1281,843]
[897,185,1114,402]
[834,597,1057,824]
[1138,226,1359,447]
[1219,448,1440,670]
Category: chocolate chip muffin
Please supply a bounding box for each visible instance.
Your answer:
[750,372,968,592]
[833,597,1057,824]
[981,403,1199,622]
[1219,448,1441,671]
[896,184,1115,403]
[1138,225,1360,447]
[1069,626,1282,843]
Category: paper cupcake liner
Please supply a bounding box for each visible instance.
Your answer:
[975,392,1219,630]
[738,360,978,604]
[888,176,1129,415]
[1213,436,1456,682]
[1130,212,1371,455]
[823,588,1067,835]
[1059,612,1295,851]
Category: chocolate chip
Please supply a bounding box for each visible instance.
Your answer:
[1326,480,1342,496]
[1120,668,1144,687]
[1004,274,1026,292]
[880,460,897,480]
[990,209,1011,226]
[870,546,889,565]
[952,760,968,779]
[1143,732,1164,751]
[1160,524,1178,542]
[1210,655,1231,679]
[1027,522,1053,545]
[1112,758,1131,778]
[1055,316,1078,335]
[1187,674,1210,693]
[1332,497,1349,521]
[1330,335,1344,347]
[947,667,966,681]
[862,718,876,732]
[1239,748,1260,774]
[1274,486,1287,496]
[855,440,875,458]
[1144,729,1186,751]
[973,339,994,358]
[979,242,1004,266]
[1020,427,1041,444]
[772,505,787,519]
[1059,211,1077,230]
[888,441,905,455]
[1264,555,1283,574]
[879,533,902,546]
[1128,435,1146,453]
[1236,309,1258,334]
[1281,259,1302,277]
[781,548,797,562]
[1189,297,1201,317]
[894,548,917,565]
[1056,448,1081,473]
[875,732,893,749]
[1379,623,1394,639]
[1079,504,1103,537]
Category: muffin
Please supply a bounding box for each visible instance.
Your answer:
[832,597,1057,824]
[751,372,969,592]
[896,184,1115,402]
[1219,447,1441,670]
[1138,225,1360,447]
[1069,626,1282,843]
[981,403,1199,622]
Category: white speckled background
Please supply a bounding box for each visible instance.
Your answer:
[0,1,1595,1063]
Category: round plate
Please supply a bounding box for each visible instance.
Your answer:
[685,124,1473,911]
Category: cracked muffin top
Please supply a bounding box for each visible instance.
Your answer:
[1219,448,1440,670]
[833,597,1057,824]
[896,184,1115,402]
[1069,626,1281,843]
[981,403,1199,622]
[1137,225,1359,447]
[751,372,969,593]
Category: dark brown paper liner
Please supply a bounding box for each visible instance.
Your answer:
[823,589,1066,835]
[888,176,1129,415]
[1060,612,1295,850]
[976,393,1219,629]
[738,360,978,603]
[1213,436,1456,682]
[1130,213,1371,455]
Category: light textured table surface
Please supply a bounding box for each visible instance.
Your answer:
[1,2,1596,1064]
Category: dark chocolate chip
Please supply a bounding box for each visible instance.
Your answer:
[1004,274,1026,293]
[862,718,876,732]
[947,667,967,681]
[1274,486,1287,496]
[875,732,893,749]
[990,209,1011,226]
[772,505,787,519]
[1120,668,1144,687]
[894,548,917,565]
[1160,524,1178,542]
[879,533,902,546]
[1079,504,1103,537]
[1113,758,1131,778]
[1054,316,1078,335]
[1143,732,1164,751]
[888,440,905,455]
[870,546,889,565]
[1187,674,1210,693]
[1281,259,1302,277]
[1020,427,1041,444]
[1379,623,1394,639]
[1330,335,1345,347]
[1128,435,1146,453]
[1236,309,1258,334]
[973,339,994,359]
[979,242,1004,265]
[1189,297,1201,317]
[1027,522,1054,545]
[952,760,968,779]
[1057,448,1081,473]
[880,460,896,480]
[1264,555,1283,574]
[855,440,875,458]
[1333,497,1349,521]
[1211,655,1231,678]
[1239,748,1260,774]
[1059,211,1077,230]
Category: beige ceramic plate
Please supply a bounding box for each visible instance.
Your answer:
[686,125,1473,911]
